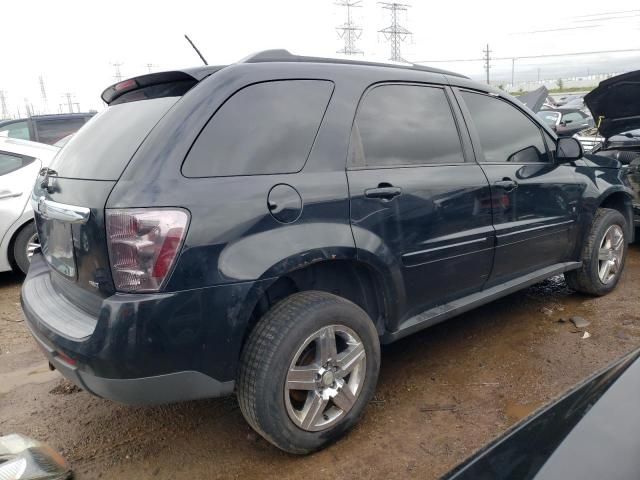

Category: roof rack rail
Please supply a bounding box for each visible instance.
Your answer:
[239,49,468,79]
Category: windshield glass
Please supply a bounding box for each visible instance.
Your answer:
[50,97,178,180]
[536,111,560,126]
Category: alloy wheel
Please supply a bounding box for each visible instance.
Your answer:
[597,224,624,284]
[284,325,367,432]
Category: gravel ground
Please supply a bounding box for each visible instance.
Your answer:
[1,243,639,479]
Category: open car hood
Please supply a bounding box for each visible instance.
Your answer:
[585,70,640,138]
[517,86,548,113]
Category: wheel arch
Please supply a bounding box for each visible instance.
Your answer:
[597,189,635,242]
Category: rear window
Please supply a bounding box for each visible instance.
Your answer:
[0,151,32,175]
[50,97,178,180]
[182,80,333,177]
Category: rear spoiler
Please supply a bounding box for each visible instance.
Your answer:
[101,66,225,105]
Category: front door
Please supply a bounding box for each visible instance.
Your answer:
[347,83,495,322]
[456,90,582,285]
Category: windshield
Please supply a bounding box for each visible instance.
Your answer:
[536,111,560,126]
[49,97,178,180]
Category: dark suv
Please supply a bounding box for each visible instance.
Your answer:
[22,50,635,454]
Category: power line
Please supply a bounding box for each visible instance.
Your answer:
[336,1,364,55]
[378,2,411,62]
[414,47,640,63]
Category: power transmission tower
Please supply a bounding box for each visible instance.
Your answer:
[0,91,8,120]
[145,63,158,73]
[336,1,363,55]
[62,93,75,113]
[39,75,49,114]
[24,98,33,118]
[111,62,124,82]
[483,44,492,84]
[378,2,412,62]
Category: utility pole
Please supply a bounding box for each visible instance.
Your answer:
[336,1,364,55]
[111,62,124,82]
[0,91,8,120]
[511,58,516,87]
[24,98,33,118]
[378,2,412,62]
[145,63,158,73]
[39,75,48,114]
[483,44,491,85]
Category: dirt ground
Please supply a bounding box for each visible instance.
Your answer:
[1,244,639,479]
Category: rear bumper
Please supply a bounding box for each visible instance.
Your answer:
[21,254,268,405]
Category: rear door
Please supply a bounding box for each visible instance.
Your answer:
[347,83,494,320]
[0,151,40,240]
[455,89,582,285]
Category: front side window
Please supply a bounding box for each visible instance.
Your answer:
[0,152,29,176]
[350,84,464,168]
[561,111,586,124]
[183,80,333,177]
[462,91,549,163]
[536,111,560,127]
[0,121,30,141]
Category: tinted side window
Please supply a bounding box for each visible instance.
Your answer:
[0,152,31,176]
[0,121,30,141]
[461,92,549,163]
[562,112,585,124]
[183,80,333,177]
[35,118,87,145]
[350,84,464,168]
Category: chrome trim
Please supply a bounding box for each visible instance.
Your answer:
[33,195,90,224]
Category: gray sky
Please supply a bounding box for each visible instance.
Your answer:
[2,0,640,115]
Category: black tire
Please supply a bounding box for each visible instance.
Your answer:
[237,291,380,454]
[12,222,37,275]
[565,208,628,296]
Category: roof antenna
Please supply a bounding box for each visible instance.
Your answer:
[184,34,208,65]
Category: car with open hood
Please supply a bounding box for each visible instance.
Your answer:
[582,70,640,230]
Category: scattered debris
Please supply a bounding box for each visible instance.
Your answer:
[49,380,82,395]
[540,306,554,317]
[570,316,591,329]
[581,332,591,339]
[556,317,568,323]
[420,404,457,413]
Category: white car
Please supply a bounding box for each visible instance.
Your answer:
[0,137,59,274]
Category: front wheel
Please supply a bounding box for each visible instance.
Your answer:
[565,208,628,296]
[237,291,380,454]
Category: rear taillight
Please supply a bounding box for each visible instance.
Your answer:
[106,208,189,292]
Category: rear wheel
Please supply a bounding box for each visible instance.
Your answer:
[565,208,627,296]
[237,291,380,454]
[12,222,39,275]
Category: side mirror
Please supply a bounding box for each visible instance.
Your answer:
[556,137,583,162]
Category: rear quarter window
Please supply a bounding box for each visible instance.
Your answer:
[182,80,334,177]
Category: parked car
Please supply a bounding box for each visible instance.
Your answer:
[0,113,94,145]
[21,50,635,454]
[536,108,594,137]
[578,70,640,230]
[0,138,58,274]
[445,348,640,480]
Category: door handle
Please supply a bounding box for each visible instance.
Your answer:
[493,179,518,192]
[364,185,402,201]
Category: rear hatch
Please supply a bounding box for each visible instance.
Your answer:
[32,70,217,315]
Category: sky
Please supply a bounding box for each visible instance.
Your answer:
[1,0,639,116]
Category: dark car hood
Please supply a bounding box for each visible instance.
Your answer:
[517,86,548,113]
[585,70,640,138]
[445,348,640,480]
